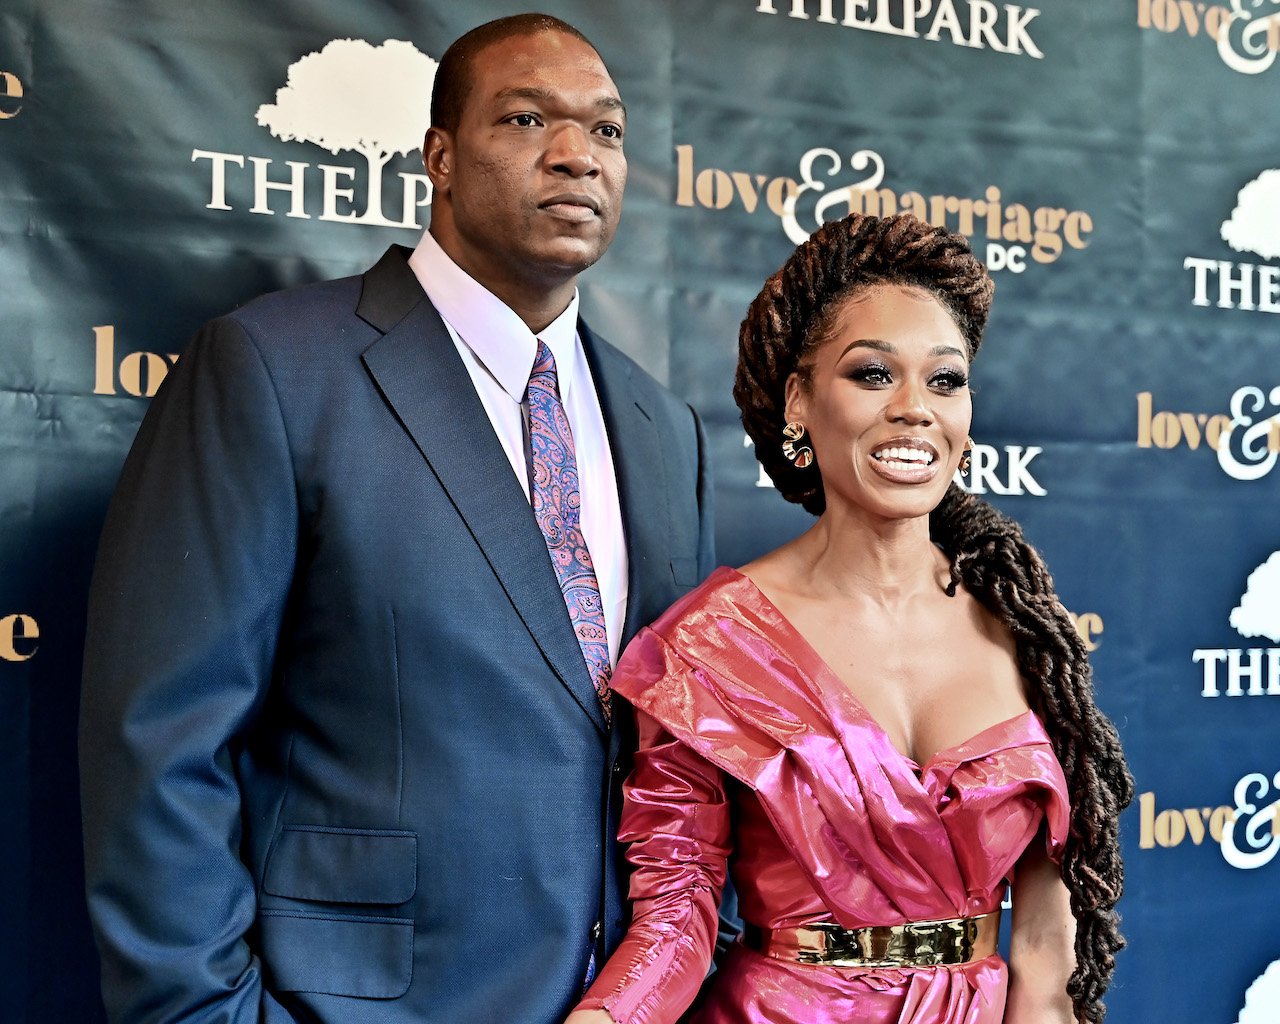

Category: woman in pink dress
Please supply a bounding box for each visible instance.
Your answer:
[567,214,1132,1024]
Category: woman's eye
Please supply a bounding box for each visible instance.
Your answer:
[848,364,892,386]
[931,369,970,392]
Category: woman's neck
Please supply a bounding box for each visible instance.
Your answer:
[787,506,948,610]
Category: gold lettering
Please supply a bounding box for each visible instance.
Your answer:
[118,351,171,398]
[1031,207,1066,264]
[93,325,117,396]
[1209,805,1235,843]
[1205,413,1232,450]
[952,196,978,237]
[694,168,734,210]
[675,145,694,207]
[1151,410,1181,449]
[1139,792,1155,849]
[853,187,898,217]
[899,191,928,221]
[1063,210,1093,250]
[0,614,38,662]
[1151,0,1181,32]
[0,71,23,119]
[1002,203,1033,244]
[1071,612,1104,652]
[1154,807,1185,847]
[765,177,799,217]
[93,325,179,398]
[1136,392,1153,448]
[983,186,1002,239]
[1205,4,1228,38]
[928,194,949,228]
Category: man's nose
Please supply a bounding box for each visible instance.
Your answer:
[545,125,599,177]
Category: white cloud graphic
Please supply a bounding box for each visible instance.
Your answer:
[1236,958,1280,1024]
[1230,551,1280,642]
[1221,168,1280,260]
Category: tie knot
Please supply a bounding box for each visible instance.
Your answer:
[531,339,557,382]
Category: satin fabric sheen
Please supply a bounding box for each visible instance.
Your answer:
[575,567,1070,1024]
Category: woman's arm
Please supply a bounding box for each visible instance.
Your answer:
[566,709,732,1024]
[1005,838,1076,1023]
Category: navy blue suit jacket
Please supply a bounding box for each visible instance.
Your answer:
[80,246,714,1023]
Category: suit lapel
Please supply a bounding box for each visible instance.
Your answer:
[580,324,671,646]
[358,247,608,735]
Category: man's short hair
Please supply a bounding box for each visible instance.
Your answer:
[430,14,602,135]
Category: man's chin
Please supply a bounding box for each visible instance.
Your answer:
[529,238,612,279]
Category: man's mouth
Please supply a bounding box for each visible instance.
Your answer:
[540,193,601,219]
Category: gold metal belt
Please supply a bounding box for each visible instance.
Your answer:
[743,910,1000,968]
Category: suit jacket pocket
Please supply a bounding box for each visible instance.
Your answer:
[259,910,413,998]
[260,826,417,998]
[264,825,417,904]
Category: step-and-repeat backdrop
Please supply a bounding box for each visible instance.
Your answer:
[3,1,1278,1020]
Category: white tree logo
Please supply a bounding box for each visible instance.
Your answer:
[256,38,437,226]
[1221,168,1280,261]
[1235,958,1280,1024]
[1230,551,1280,642]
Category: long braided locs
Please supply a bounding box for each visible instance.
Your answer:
[735,213,1134,1022]
[931,484,1133,1023]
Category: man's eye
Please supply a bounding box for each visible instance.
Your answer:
[507,113,540,127]
[597,124,623,140]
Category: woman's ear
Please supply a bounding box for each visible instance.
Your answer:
[784,370,807,424]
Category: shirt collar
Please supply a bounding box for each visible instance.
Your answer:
[407,229,581,402]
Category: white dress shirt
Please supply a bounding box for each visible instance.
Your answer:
[408,230,629,668]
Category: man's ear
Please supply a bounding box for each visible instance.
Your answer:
[423,127,452,193]
[783,371,807,424]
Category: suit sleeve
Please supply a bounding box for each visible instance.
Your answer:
[80,316,302,1023]
[573,708,730,1024]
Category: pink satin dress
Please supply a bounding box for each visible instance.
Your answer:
[575,568,1069,1024]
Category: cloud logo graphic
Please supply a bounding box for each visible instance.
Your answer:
[1221,169,1280,260]
[1230,551,1280,642]
[1236,958,1280,1024]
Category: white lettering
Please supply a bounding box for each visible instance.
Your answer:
[1184,255,1216,306]
[191,149,245,211]
[1218,385,1280,480]
[250,157,310,219]
[957,444,1044,496]
[754,0,1043,55]
[1194,648,1280,697]
[1221,771,1280,869]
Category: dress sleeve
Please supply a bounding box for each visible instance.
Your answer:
[573,708,731,1024]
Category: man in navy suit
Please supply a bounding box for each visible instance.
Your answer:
[80,14,713,1023]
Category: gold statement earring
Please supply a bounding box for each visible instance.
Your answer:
[959,437,974,474]
[781,421,814,469]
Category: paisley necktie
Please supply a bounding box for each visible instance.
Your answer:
[527,340,612,725]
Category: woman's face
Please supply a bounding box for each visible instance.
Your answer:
[785,284,972,524]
